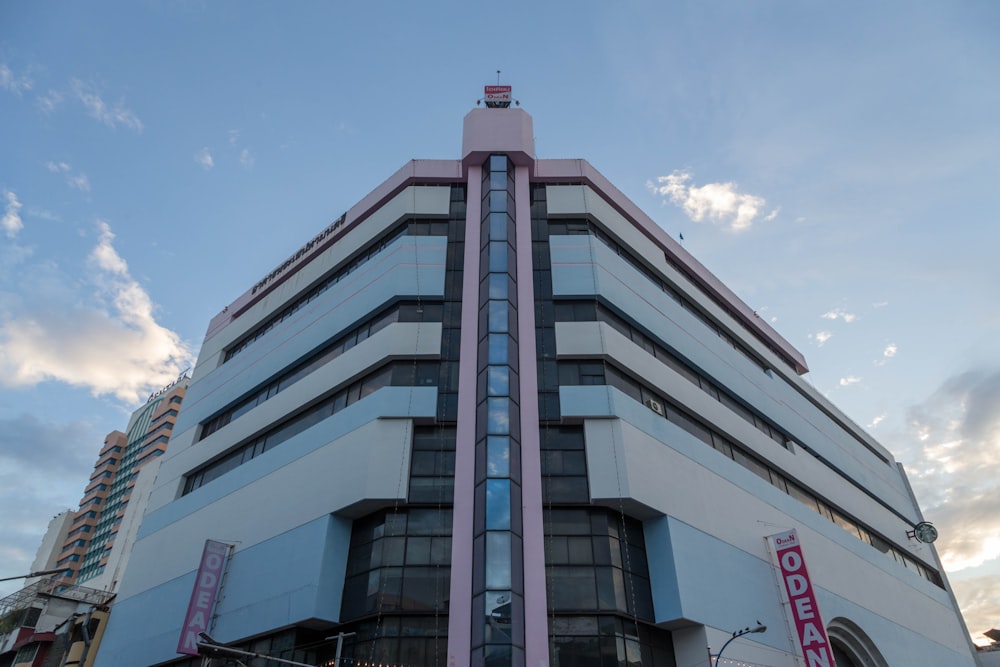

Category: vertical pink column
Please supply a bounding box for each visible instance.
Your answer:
[514,165,549,666]
[447,164,481,667]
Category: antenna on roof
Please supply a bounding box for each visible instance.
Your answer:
[480,71,515,109]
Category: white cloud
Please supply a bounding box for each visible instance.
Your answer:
[876,342,898,366]
[1,190,24,238]
[902,369,1000,572]
[195,147,214,170]
[839,375,862,387]
[70,79,143,132]
[240,148,254,168]
[0,221,194,402]
[36,89,64,113]
[67,173,91,192]
[813,331,832,346]
[0,64,33,95]
[648,170,773,232]
[872,301,889,309]
[46,161,90,192]
[228,129,240,146]
[821,307,857,323]
[952,575,1000,645]
[868,414,885,428]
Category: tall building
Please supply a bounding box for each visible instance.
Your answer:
[96,102,976,667]
[55,376,188,590]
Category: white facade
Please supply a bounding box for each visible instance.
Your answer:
[96,108,976,667]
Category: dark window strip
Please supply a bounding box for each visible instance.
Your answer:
[202,301,442,440]
[555,300,790,451]
[549,219,781,372]
[557,360,944,588]
[225,219,448,363]
[183,360,438,495]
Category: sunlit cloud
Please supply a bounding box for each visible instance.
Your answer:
[0,64,33,95]
[70,79,143,132]
[901,369,1000,572]
[240,148,255,168]
[868,414,885,429]
[821,308,856,323]
[951,576,1000,646]
[1,190,24,238]
[648,170,775,232]
[195,147,215,170]
[839,376,862,387]
[0,220,194,402]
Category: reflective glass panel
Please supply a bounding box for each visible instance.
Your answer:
[485,479,511,530]
[487,436,511,477]
[485,532,512,588]
[487,397,510,434]
[487,366,510,396]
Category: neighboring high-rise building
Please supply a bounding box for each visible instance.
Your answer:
[55,376,188,590]
[96,101,976,667]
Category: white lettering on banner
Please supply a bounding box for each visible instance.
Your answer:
[806,648,832,667]
[768,530,837,666]
[176,540,231,656]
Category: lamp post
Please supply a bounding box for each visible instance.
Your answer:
[712,623,767,666]
[197,633,316,667]
[0,568,64,583]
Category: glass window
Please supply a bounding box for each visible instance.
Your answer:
[488,272,508,300]
[487,397,510,435]
[485,532,512,588]
[485,479,511,530]
[487,366,510,396]
[488,300,509,333]
[487,436,511,477]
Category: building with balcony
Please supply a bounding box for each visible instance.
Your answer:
[54,377,188,592]
[95,103,976,667]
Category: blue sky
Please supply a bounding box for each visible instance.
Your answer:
[2,0,998,644]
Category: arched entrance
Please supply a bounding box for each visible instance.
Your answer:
[826,617,888,667]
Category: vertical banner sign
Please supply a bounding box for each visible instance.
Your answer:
[767,530,837,667]
[177,539,231,655]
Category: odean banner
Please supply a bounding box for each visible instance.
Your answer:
[768,530,837,667]
[177,539,231,655]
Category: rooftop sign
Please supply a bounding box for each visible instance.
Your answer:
[484,85,512,108]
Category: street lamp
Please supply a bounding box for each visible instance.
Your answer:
[712,623,767,666]
[0,568,65,583]
[196,633,316,667]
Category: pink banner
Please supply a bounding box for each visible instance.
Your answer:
[769,530,837,667]
[176,540,230,655]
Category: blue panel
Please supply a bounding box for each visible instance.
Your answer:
[214,515,351,638]
[665,519,792,655]
[139,386,437,537]
[97,516,352,667]
[178,237,446,430]
[643,516,682,621]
